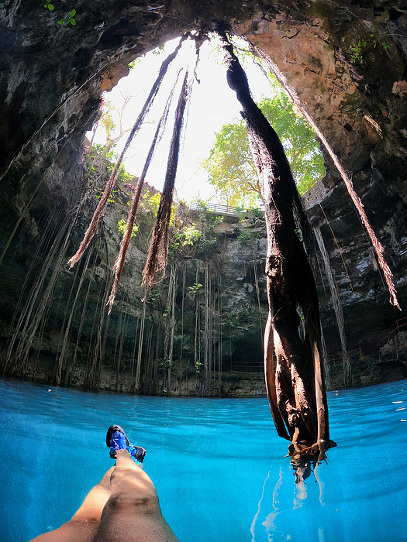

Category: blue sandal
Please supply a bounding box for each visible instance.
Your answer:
[106,425,146,463]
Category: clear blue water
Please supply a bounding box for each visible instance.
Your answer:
[0,377,406,542]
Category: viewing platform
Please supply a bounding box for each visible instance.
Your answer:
[188,202,264,217]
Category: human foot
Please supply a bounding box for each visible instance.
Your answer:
[106,425,146,463]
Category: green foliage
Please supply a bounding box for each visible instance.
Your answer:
[152,44,165,56]
[191,198,210,212]
[147,289,161,309]
[193,224,218,256]
[117,219,138,238]
[245,207,264,219]
[84,144,133,206]
[350,37,367,64]
[202,93,325,201]
[90,144,133,184]
[262,95,325,194]
[178,226,202,246]
[100,110,115,142]
[185,211,222,257]
[205,214,224,228]
[188,282,203,296]
[166,203,224,261]
[136,186,175,223]
[145,192,161,215]
[168,224,202,259]
[350,25,390,64]
[57,9,77,25]
[202,121,260,208]
[294,227,303,242]
[43,1,77,25]
[158,357,173,370]
[128,59,142,70]
[236,229,263,244]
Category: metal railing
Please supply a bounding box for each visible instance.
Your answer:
[325,348,361,365]
[188,202,264,216]
[230,362,263,372]
[377,317,407,348]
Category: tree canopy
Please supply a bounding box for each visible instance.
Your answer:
[202,93,325,207]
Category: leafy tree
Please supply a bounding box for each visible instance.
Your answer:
[202,93,325,206]
[202,121,261,208]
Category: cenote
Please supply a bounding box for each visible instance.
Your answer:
[1,4,407,542]
[1,377,406,542]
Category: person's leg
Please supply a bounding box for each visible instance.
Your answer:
[93,450,180,542]
[28,467,114,542]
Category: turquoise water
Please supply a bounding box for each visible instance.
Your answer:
[0,378,406,542]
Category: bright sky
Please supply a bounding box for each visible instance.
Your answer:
[88,35,277,203]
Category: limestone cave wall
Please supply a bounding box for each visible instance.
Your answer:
[0,0,406,392]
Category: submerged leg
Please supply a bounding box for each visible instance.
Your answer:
[93,450,180,542]
[28,467,113,542]
[29,426,178,542]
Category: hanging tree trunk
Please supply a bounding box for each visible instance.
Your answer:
[217,29,336,461]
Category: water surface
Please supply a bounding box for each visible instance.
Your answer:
[0,378,406,542]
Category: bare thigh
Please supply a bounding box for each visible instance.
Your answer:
[28,468,114,542]
[92,452,180,542]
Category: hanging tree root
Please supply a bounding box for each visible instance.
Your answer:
[69,31,205,313]
[216,26,336,462]
[107,78,177,312]
[68,33,191,269]
[143,38,201,288]
[142,71,190,288]
[252,44,400,311]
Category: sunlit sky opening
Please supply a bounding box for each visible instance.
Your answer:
[87,34,281,203]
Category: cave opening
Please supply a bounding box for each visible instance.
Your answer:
[88,32,326,206]
[64,28,338,459]
[0,5,405,408]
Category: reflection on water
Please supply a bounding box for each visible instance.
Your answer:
[0,378,406,542]
[251,460,327,542]
[291,454,316,485]
[248,381,407,542]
